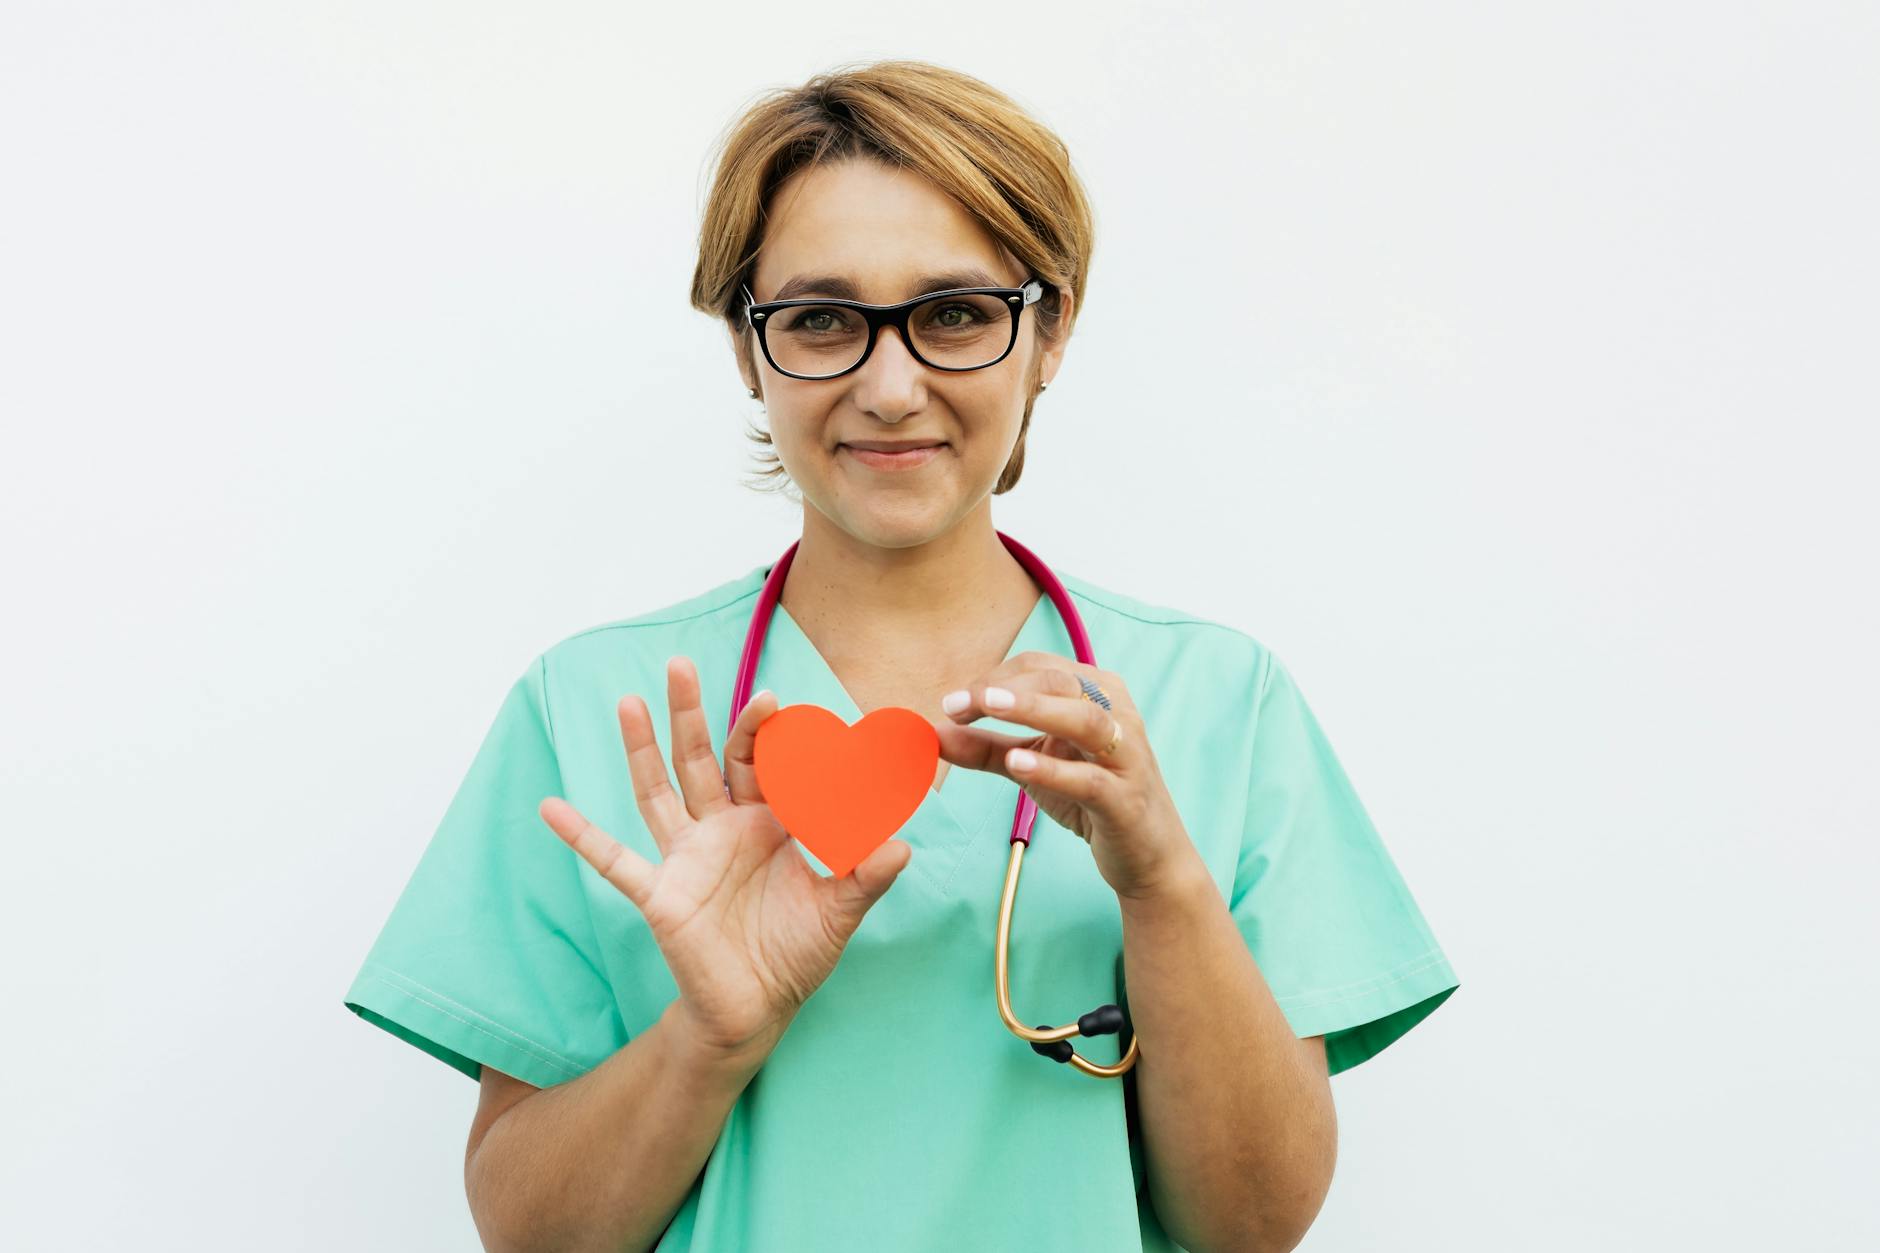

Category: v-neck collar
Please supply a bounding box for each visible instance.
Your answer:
[753,579,1071,897]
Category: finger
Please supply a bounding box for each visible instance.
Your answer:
[617,693,692,856]
[539,796,656,909]
[935,653,1057,718]
[932,717,1043,774]
[722,688,777,805]
[940,656,1093,725]
[665,656,734,821]
[944,679,1126,765]
[994,655,1140,720]
[819,838,913,935]
[997,743,1116,812]
[1024,692,1128,763]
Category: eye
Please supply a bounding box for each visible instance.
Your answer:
[778,305,853,334]
[928,303,982,327]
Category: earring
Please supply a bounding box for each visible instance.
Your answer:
[1038,382,1049,392]
[748,387,759,399]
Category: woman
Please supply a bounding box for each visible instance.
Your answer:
[344,60,1459,1252]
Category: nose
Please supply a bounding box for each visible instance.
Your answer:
[851,324,926,419]
[868,323,923,374]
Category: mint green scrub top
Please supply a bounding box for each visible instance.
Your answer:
[344,560,1459,1251]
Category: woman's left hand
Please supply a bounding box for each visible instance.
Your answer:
[933,652,1198,900]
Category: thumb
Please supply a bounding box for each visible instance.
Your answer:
[823,839,913,930]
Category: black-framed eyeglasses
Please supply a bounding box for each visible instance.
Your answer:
[741,278,1045,381]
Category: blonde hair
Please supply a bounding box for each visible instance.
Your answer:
[688,59,1095,497]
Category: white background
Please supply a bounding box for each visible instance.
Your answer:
[3,3,1875,1249]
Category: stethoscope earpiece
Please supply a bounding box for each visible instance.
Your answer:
[1030,1034,1074,1063]
[1080,1004,1128,1037]
[1029,1003,1132,1065]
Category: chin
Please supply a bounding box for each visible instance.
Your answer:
[844,502,956,547]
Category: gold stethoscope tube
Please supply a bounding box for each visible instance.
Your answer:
[995,839,1141,1078]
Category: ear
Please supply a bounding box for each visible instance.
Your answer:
[727,323,760,396]
[1039,284,1075,387]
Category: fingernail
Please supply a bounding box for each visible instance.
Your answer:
[941,689,970,714]
[754,688,772,703]
[1008,748,1037,771]
[984,686,1015,710]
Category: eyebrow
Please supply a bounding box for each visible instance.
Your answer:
[767,267,1011,303]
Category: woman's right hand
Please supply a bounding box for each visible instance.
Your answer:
[539,656,913,1068]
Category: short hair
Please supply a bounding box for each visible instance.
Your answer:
[688,59,1095,497]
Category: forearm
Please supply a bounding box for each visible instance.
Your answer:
[466,999,772,1253]
[1120,851,1336,1253]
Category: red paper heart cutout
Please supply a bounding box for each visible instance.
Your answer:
[752,703,938,878]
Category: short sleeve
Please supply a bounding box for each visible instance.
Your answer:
[1230,650,1459,1076]
[343,655,628,1089]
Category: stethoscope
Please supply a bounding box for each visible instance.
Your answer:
[728,529,1140,1079]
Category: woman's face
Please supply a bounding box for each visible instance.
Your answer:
[735,158,1072,549]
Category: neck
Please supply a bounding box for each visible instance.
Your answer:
[779,502,1040,653]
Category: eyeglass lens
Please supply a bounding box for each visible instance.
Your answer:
[764,292,1011,376]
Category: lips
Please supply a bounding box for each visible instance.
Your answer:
[840,443,945,470]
